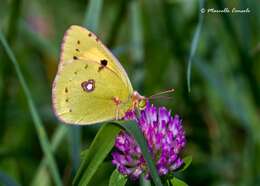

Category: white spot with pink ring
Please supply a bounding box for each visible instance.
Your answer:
[81,79,95,92]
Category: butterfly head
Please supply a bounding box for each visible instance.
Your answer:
[131,88,175,112]
[132,91,147,110]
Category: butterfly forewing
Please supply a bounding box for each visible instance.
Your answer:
[52,25,133,125]
[60,25,132,93]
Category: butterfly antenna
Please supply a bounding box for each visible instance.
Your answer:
[148,88,175,99]
[148,95,173,100]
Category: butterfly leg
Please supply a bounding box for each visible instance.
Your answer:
[112,97,121,120]
[115,106,119,120]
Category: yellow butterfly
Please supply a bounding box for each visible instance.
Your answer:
[52,25,145,125]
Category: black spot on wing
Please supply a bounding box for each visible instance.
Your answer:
[98,59,108,72]
[101,59,108,66]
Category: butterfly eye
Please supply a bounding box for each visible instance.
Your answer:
[138,99,147,110]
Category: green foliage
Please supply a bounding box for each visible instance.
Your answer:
[31,125,68,186]
[176,156,192,173]
[0,31,62,186]
[0,171,21,186]
[170,177,188,186]
[109,169,127,186]
[73,123,121,185]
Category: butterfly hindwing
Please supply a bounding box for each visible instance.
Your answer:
[53,59,130,124]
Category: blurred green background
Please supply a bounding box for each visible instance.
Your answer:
[0,0,259,185]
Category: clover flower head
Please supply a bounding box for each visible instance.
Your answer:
[112,102,186,180]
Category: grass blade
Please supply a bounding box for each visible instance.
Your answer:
[83,0,103,30]
[130,0,144,64]
[31,125,68,186]
[0,0,22,134]
[187,0,205,92]
[0,31,62,186]
[130,0,145,89]
[69,126,81,174]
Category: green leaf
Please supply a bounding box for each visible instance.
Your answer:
[109,169,127,186]
[88,162,115,186]
[177,156,192,173]
[73,123,121,186]
[80,149,89,160]
[170,177,188,186]
[116,121,163,186]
